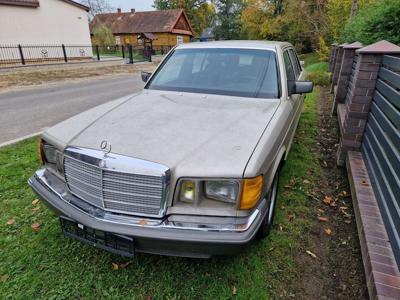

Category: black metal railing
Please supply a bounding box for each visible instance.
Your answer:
[0,44,154,68]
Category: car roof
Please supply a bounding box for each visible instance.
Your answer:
[176,40,292,51]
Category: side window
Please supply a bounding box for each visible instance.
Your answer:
[288,49,301,78]
[283,51,295,81]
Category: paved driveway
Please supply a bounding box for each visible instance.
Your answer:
[0,75,144,145]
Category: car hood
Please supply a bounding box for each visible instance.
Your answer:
[46,90,280,178]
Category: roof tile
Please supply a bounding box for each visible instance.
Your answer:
[90,9,193,36]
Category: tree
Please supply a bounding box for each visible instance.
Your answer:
[92,23,114,46]
[350,0,358,17]
[214,0,245,40]
[80,0,114,19]
[153,0,216,36]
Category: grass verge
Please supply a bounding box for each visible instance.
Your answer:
[0,90,320,299]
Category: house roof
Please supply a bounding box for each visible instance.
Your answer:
[90,9,194,36]
[0,0,89,11]
[0,0,39,7]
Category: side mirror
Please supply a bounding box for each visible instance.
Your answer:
[300,60,305,68]
[141,71,152,83]
[289,80,314,95]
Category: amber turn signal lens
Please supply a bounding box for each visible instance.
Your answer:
[38,139,44,165]
[240,175,263,209]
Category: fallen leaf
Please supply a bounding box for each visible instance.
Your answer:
[205,272,210,277]
[306,250,317,258]
[111,262,119,271]
[288,214,295,222]
[232,286,237,295]
[318,216,329,222]
[303,179,311,184]
[31,207,40,212]
[31,223,41,232]
[344,220,352,224]
[138,219,148,226]
[324,228,332,235]
[32,199,40,205]
[6,218,15,225]
[0,275,9,282]
[323,195,333,205]
[269,247,275,252]
[339,191,349,197]
[318,208,325,213]
[279,225,283,231]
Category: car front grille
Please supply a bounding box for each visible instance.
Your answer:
[63,152,167,217]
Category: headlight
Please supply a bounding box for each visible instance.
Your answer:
[180,180,196,203]
[42,143,58,164]
[177,176,263,209]
[40,140,63,174]
[204,180,239,203]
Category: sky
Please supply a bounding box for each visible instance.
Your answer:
[109,0,154,12]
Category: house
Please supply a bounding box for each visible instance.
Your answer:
[90,9,194,47]
[0,0,91,45]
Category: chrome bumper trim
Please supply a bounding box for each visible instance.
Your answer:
[30,169,260,233]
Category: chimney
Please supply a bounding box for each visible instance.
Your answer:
[117,8,122,14]
[131,8,135,13]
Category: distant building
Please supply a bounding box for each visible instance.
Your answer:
[90,9,194,47]
[0,0,91,45]
[200,27,215,42]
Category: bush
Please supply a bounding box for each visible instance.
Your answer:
[342,0,400,45]
[307,70,330,87]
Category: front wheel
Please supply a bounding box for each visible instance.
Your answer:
[256,171,279,239]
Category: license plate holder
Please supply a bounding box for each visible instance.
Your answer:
[59,216,135,257]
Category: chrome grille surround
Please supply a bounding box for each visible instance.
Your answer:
[63,147,170,218]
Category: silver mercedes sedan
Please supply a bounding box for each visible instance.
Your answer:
[29,41,313,258]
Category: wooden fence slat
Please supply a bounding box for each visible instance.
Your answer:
[362,137,400,246]
[379,67,400,90]
[376,79,400,110]
[370,102,400,150]
[367,114,400,173]
[383,55,400,72]
[373,90,400,129]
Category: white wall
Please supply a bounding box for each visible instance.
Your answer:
[0,0,91,45]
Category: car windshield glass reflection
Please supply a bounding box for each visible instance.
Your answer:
[147,48,279,98]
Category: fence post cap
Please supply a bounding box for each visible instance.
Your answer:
[343,42,363,49]
[357,40,400,54]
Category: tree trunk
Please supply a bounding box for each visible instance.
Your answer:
[350,0,358,18]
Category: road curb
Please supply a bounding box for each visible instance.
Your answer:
[0,131,42,148]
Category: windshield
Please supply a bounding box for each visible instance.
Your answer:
[147,48,279,98]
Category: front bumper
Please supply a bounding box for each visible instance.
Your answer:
[28,169,267,258]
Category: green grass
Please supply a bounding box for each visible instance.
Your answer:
[301,53,330,86]
[0,88,320,299]
[299,52,321,67]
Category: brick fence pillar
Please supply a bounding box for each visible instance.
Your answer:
[336,40,400,166]
[330,43,347,93]
[328,43,338,73]
[332,42,363,115]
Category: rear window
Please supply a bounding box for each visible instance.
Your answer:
[147,48,279,98]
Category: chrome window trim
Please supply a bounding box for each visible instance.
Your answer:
[63,147,170,218]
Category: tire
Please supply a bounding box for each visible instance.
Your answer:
[256,171,279,239]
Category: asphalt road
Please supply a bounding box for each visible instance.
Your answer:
[0,75,144,145]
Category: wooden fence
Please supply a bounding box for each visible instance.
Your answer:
[361,55,400,263]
